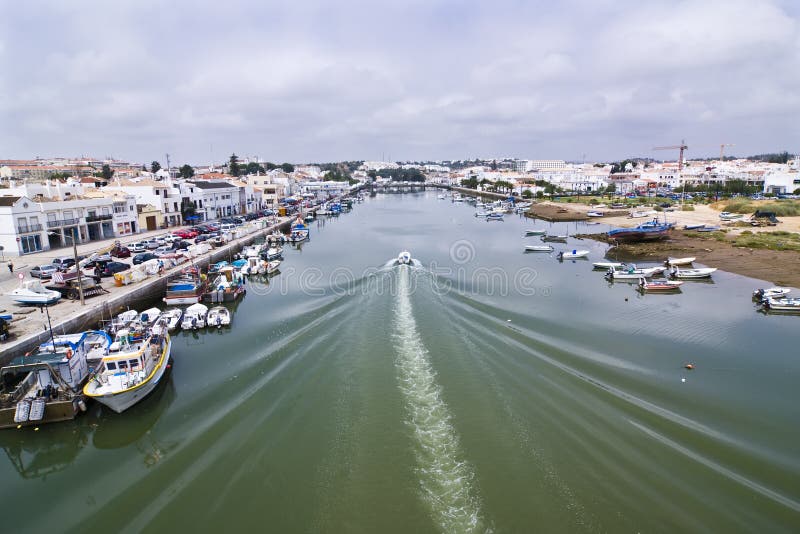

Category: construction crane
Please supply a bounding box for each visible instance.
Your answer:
[653,140,688,171]
[719,143,735,162]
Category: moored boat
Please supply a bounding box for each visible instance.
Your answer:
[557,249,589,260]
[605,265,666,281]
[163,271,206,305]
[159,308,183,331]
[638,278,683,292]
[525,229,546,236]
[763,297,800,312]
[207,306,232,328]
[665,256,695,266]
[541,233,568,242]
[181,303,208,330]
[753,287,791,301]
[524,245,554,252]
[670,266,717,279]
[593,261,625,270]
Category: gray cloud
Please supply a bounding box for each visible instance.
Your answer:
[1,0,798,164]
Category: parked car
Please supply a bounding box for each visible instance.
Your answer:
[173,229,198,239]
[132,252,158,265]
[110,245,131,258]
[52,257,79,271]
[170,240,191,250]
[144,240,161,250]
[194,234,210,244]
[100,262,130,277]
[83,253,112,268]
[30,264,58,279]
[129,242,147,253]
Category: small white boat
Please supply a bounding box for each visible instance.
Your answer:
[525,229,547,236]
[670,267,717,279]
[763,297,800,311]
[542,234,568,242]
[524,245,554,252]
[107,309,139,334]
[475,211,490,218]
[138,307,162,326]
[262,246,283,261]
[586,211,604,217]
[8,280,62,305]
[638,278,684,292]
[266,260,281,274]
[486,213,504,221]
[397,250,412,265]
[606,266,666,281]
[159,308,183,331]
[593,262,625,270]
[719,212,745,221]
[180,303,208,330]
[665,256,696,266]
[557,249,589,260]
[207,306,231,328]
[753,287,791,301]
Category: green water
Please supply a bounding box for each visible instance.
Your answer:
[2,192,799,533]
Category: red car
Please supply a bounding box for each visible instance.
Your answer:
[173,229,198,239]
[110,245,131,258]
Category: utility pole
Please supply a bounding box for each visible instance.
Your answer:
[70,231,85,305]
[166,153,171,178]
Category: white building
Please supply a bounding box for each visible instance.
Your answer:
[183,181,241,221]
[763,171,800,195]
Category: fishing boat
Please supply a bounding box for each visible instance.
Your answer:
[240,256,265,276]
[593,261,625,270]
[752,287,791,301]
[8,280,62,305]
[260,245,283,261]
[670,266,717,279]
[158,308,183,331]
[524,245,554,252]
[664,256,696,266]
[1,330,112,429]
[763,297,800,312]
[525,229,546,236]
[287,222,310,242]
[605,265,666,281]
[396,250,412,265]
[180,303,208,330]
[557,250,589,260]
[207,306,231,328]
[163,271,206,305]
[83,321,171,414]
[638,277,683,292]
[203,266,246,303]
[607,220,671,242]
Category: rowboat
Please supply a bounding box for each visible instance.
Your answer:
[664,256,695,266]
[557,250,589,260]
[593,261,625,270]
[670,267,717,279]
[524,229,546,236]
[541,234,568,242]
[605,266,666,281]
[638,278,683,292]
[524,245,553,252]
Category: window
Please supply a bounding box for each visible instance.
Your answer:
[107,362,117,371]
[118,360,128,369]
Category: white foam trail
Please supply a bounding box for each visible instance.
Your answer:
[394,266,487,533]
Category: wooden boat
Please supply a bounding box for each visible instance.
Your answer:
[607,221,671,242]
[524,245,554,252]
[525,229,547,236]
[763,297,800,312]
[83,322,171,414]
[638,278,683,292]
[557,250,589,260]
[670,266,717,279]
[664,256,696,266]
[593,261,625,270]
[207,306,231,328]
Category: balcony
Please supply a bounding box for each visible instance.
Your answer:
[17,224,43,233]
[46,218,80,228]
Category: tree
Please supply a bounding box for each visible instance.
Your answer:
[179,164,195,179]
[229,153,241,177]
[521,189,533,199]
[367,170,377,181]
[101,164,114,180]
[245,162,265,175]
[264,162,278,171]
[461,177,478,189]
[281,162,295,173]
[151,161,161,173]
[605,182,616,199]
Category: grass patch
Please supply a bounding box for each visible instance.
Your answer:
[681,204,695,211]
[721,199,800,216]
[733,231,800,251]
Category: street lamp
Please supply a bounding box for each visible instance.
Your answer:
[49,230,84,305]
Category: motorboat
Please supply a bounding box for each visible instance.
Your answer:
[486,213,504,221]
[207,306,231,328]
[181,303,208,330]
[586,211,604,217]
[525,229,546,236]
[203,266,246,303]
[397,250,412,265]
[524,245,554,252]
[106,309,139,334]
[474,211,490,218]
[8,280,62,305]
[638,278,684,292]
[159,308,183,331]
[670,267,717,279]
[83,321,171,414]
[288,222,310,242]
[605,265,666,281]
[138,307,162,326]
[752,287,791,302]
[665,257,696,266]
[763,297,800,312]
[557,250,589,260]
[240,256,264,276]
[593,261,625,270]
[265,260,282,274]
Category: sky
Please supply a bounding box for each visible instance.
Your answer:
[1,0,798,166]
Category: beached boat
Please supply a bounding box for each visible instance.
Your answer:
[525,229,546,236]
[557,250,589,260]
[83,322,171,414]
[607,220,671,243]
[763,297,800,312]
[719,212,745,221]
[159,308,183,331]
[670,267,717,279]
[753,287,791,301]
[8,280,62,305]
[524,245,554,252]
[181,303,208,330]
[684,224,706,230]
[638,278,683,292]
[1,330,112,429]
[593,261,625,270]
[665,256,695,266]
[207,306,231,328]
[586,211,604,217]
[396,250,412,265]
[696,225,720,232]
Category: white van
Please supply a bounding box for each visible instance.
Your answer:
[219,223,236,233]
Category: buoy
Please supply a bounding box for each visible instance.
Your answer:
[681,378,686,383]
[685,364,694,370]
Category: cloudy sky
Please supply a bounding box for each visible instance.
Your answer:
[1,0,798,165]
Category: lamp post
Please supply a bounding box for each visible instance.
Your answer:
[51,230,84,305]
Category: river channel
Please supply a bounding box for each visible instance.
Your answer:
[1,191,798,533]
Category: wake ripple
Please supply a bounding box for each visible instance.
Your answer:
[394,266,488,533]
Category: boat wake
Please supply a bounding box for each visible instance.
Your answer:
[393,267,487,533]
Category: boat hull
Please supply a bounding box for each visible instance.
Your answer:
[0,397,84,429]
